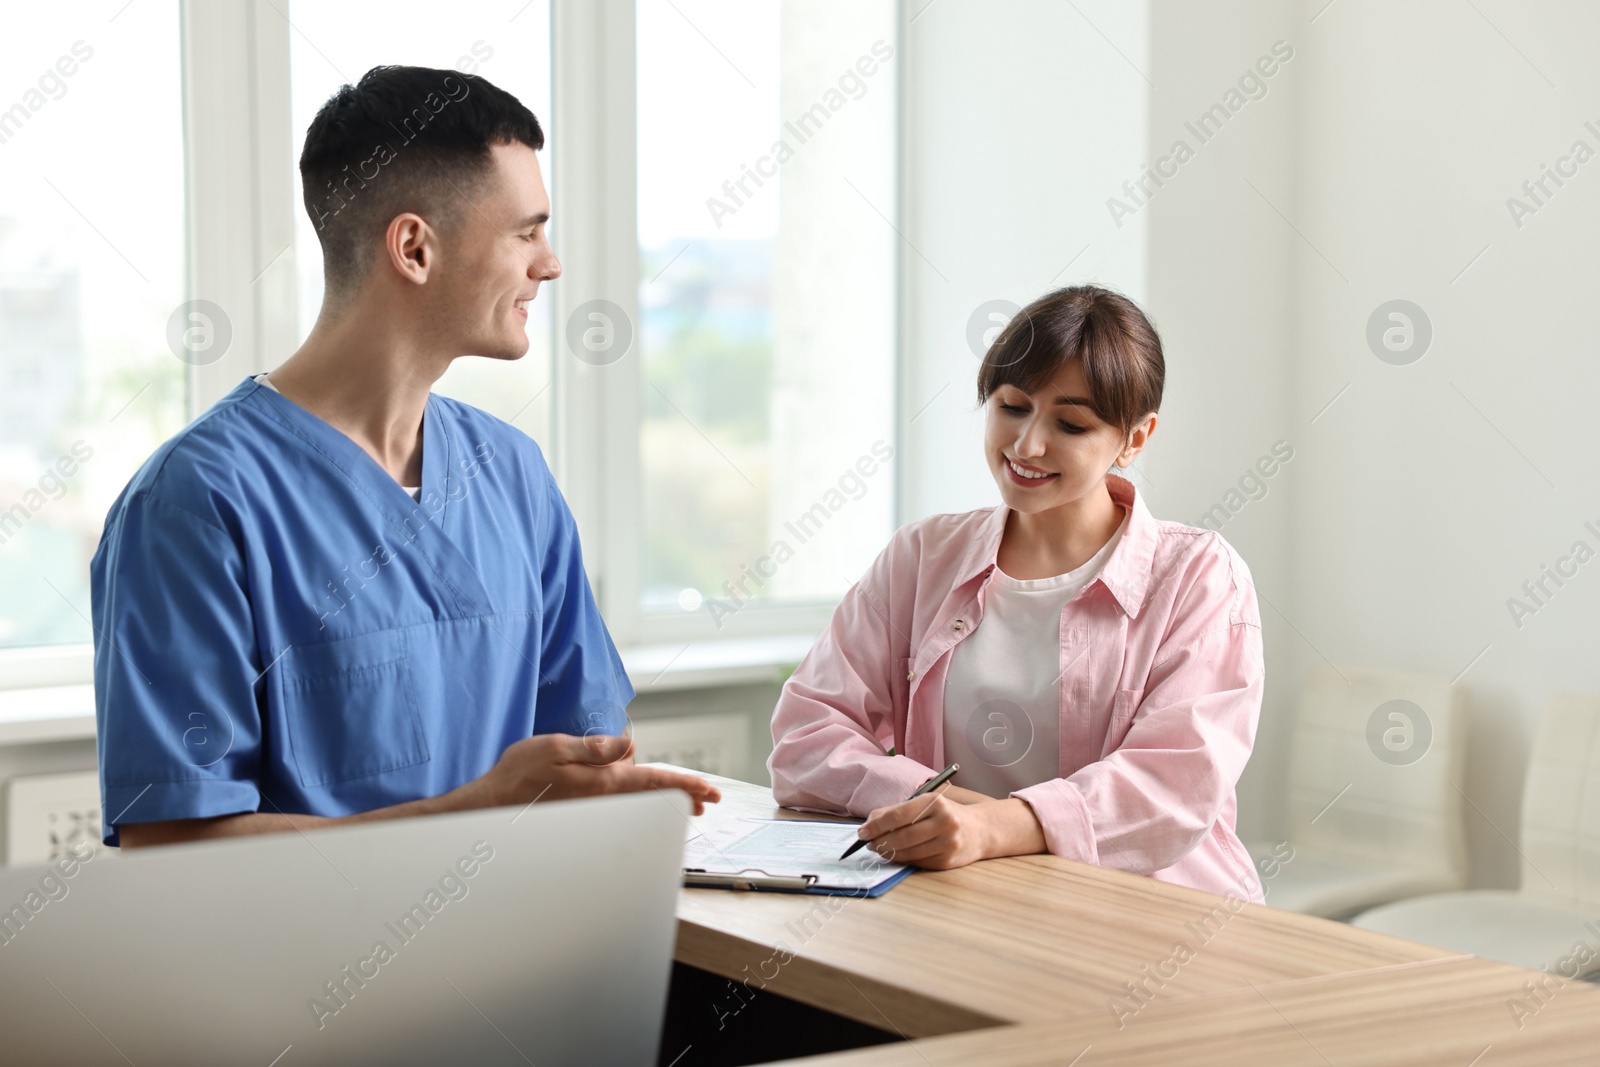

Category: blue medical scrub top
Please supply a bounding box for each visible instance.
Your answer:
[91,377,632,846]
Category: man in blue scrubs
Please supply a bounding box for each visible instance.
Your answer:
[92,65,719,848]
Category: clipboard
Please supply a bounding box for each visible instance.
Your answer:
[681,818,914,897]
[683,865,914,897]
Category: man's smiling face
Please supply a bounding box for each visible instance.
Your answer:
[433,140,560,361]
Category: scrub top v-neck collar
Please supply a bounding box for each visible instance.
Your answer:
[243,375,495,622]
[247,374,453,531]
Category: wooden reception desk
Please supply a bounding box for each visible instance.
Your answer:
[777,955,1600,1065]
[663,770,1600,1063]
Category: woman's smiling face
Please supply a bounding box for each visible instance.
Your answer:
[984,357,1155,516]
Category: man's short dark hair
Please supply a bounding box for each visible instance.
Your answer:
[299,65,544,306]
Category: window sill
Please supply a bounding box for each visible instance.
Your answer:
[0,634,819,746]
[0,684,96,746]
[622,633,817,694]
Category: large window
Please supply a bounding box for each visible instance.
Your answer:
[0,0,905,681]
[287,0,555,447]
[634,0,897,633]
[0,2,186,650]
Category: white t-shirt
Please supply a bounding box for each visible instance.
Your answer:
[942,511,1128,799]
[253,373,421,502]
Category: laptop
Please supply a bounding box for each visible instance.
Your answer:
[0,790,689,1066]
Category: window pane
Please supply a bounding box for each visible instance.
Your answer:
[637,0,897,619]
[0,2,186,649]
[287,1,554,447]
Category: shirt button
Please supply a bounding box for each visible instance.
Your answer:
[953,620,965,631]
[906,670,915,681]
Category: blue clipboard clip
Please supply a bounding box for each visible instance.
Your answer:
[684,867,820,891]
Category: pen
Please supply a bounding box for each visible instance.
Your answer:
[839,762,959,860]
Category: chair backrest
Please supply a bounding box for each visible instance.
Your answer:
[1286,666,1466,884]
[1519,693,1600,910]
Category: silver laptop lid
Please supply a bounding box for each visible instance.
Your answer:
[0,790,689,1066]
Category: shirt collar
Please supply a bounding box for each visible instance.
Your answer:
[957,473,1158,618]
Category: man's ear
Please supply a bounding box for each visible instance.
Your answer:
[384,212,433,286]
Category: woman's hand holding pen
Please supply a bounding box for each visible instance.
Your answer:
[857,792,1047,870]
[856,787,987,869]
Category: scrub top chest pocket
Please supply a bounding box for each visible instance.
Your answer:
[278,627,431,788]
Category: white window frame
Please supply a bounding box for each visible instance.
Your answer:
[0,0,911,690]
[550,0,904,649]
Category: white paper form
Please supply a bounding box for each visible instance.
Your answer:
[684,817,908,892]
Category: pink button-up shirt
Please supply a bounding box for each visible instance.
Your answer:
[768,474,1266,903]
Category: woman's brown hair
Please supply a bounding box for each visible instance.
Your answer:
[976,285,1165,439]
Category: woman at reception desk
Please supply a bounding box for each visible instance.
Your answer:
[769,285,1266,903]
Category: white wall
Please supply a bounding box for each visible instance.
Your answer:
[1144,1,1304,846]
[1284,0,1600,887]
[1149,0,1600,884]
[900,0,1150,520]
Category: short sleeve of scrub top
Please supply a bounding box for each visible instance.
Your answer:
[93,491,266,839]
